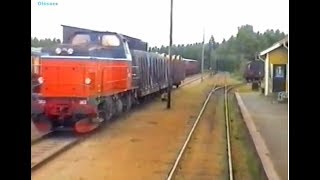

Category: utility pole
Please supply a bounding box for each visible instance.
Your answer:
[201,28,205,82]
[167,0,173,109]
[209,37,213,76]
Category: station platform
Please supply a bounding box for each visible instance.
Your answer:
[236,91,288,180]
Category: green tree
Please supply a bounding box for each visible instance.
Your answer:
[31,37,61,48]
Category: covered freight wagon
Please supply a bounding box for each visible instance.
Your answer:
[183,58,200,76]
[171,55,186,87]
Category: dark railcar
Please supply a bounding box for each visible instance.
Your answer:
[132,50,169,97]
[244,60,264,82]
[171,55,186,87]
[183,58,200,76]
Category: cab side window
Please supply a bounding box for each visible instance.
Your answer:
[102,35,121,47]
[99,34,125,59]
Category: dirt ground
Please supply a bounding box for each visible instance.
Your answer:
[32,74,227,180]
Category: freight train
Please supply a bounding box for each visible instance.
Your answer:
[31,26,200,133]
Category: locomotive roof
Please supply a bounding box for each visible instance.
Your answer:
[61,24,144,43]
[61,24,116,33]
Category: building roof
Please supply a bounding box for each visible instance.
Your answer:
[259,36,288,56]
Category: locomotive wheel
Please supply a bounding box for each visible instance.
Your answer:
[114,98,123,117]
[99,98,113,122]
[74,117,99,133]
[33,114,52,132]
[161,93,168,101]
[123,94,132,112]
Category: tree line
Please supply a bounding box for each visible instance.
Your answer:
[149,24,287,73]
[31,37,61,48]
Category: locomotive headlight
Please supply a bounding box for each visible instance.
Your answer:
[79,100,87,105]
[37,99,46,104]
[84,77,91,85]
[67,48,74,55]
[38,77,44,84]
[55,48,62,54]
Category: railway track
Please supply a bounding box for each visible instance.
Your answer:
[224,83,246,179]
[179,74,209,87]
[31,131,52,145]
[31,133,79,170]
[166,82,244,180]
[31,74,205,172]
[166,85,222,179]
[225,85,234,180]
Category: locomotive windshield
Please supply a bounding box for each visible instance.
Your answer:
[72,34,91,45]
[102,35,121,47]
[71,33,122,47]
[67,33,128,59]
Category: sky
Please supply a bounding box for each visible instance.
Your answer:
[31,0,289,47]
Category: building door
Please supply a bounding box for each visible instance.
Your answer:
[272,64,286,92]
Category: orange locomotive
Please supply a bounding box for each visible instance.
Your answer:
[31,26,186,133]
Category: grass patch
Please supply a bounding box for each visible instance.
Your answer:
[228,93,267,180]
[231,72,244,82]
[236,84,254,93]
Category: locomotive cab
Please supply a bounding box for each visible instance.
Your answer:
[42,33,131,59]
